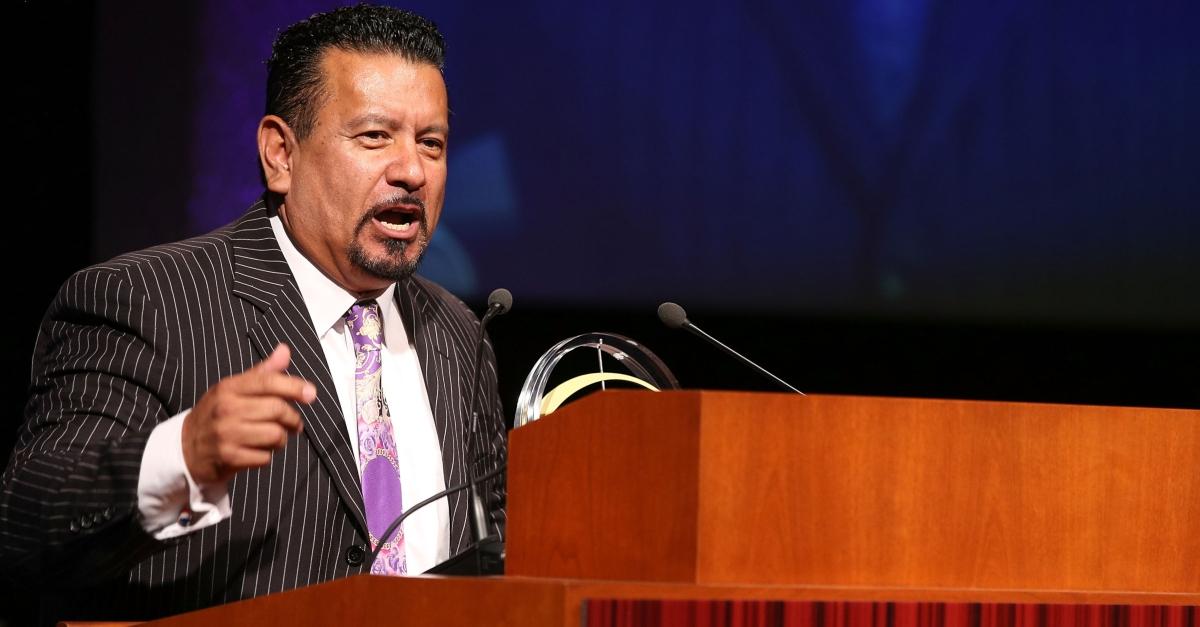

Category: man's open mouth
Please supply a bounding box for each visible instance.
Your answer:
[373,206,423,235]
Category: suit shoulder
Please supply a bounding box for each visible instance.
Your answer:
[409,274,479,325]
[92,226,236,276]
[66,223,244,296]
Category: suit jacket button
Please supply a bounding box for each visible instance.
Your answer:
[68,519,80,533]
[344,544,365,567]
[102,506,114,521]
[80,516,93,529]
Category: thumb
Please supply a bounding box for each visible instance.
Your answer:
[255,343,292,373]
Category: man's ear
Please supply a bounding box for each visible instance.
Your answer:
[258,115,295,195]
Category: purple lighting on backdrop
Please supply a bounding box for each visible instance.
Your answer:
[189,1,337,230]
[179,0,1199,324]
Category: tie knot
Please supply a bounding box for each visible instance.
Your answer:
[346,300,383,351]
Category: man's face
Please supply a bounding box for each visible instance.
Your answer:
[279,49,449,295]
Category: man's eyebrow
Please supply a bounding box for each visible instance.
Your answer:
[419,124,450,136]
[345,113,397,129]
[343,115,448,136]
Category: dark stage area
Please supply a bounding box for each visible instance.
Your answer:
[4,2,1197,625]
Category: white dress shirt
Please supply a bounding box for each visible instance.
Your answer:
[136,215,449,573]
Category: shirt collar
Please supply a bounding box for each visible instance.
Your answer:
[269,214,397,338]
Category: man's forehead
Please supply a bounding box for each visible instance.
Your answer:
[313,48,448,121]
[318,47,443,82]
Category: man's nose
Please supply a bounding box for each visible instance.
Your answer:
[385,142,426,191]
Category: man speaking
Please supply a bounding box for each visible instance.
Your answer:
[0,5,506,622]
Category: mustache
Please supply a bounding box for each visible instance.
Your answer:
[372,193,426,215]
[357,194,426,230]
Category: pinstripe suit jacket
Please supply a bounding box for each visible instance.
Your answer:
[0,198,506,621]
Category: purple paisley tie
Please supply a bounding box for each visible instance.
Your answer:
[345,301,406,574]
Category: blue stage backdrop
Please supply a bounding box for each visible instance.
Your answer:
[107,1,1200,325]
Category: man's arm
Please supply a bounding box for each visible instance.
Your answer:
[0,266,315,588]
[0,266,179,586]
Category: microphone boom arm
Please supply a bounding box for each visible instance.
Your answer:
[681,322,805,395]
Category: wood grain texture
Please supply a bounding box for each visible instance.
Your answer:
[507,392,703,582]
[128,575,1200,627]
[508,390,1200,592]
[133,576,566,627]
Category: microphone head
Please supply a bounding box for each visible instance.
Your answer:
[487,288,513,315]
[657,302,689,329]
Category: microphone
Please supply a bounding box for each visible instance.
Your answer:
[369,463,507,573]
[458,288,513,573]
[657,302,805,395]
[371,288,513,575]
[483,287,513,320]
[467,288,512,419]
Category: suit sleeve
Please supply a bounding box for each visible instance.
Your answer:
[0,266,178,587]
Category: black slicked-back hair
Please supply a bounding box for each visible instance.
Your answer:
[265,4,446,140]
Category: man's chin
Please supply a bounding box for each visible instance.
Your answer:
[348,244,424,283]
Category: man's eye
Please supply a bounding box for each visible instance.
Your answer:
[421,138,444,151]
[360,131,388,143]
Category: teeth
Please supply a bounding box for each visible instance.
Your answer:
[379,220,412,230]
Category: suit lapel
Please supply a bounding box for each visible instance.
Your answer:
[395,279,474,553]
[396,279,468,462]
[229,198,369,540]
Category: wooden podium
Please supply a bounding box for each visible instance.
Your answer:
[114,391,1197,626]
[507,391,1200,591]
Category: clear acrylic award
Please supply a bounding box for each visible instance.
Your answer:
[514,332,679,428]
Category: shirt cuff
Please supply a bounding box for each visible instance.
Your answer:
[136,410,231,539]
